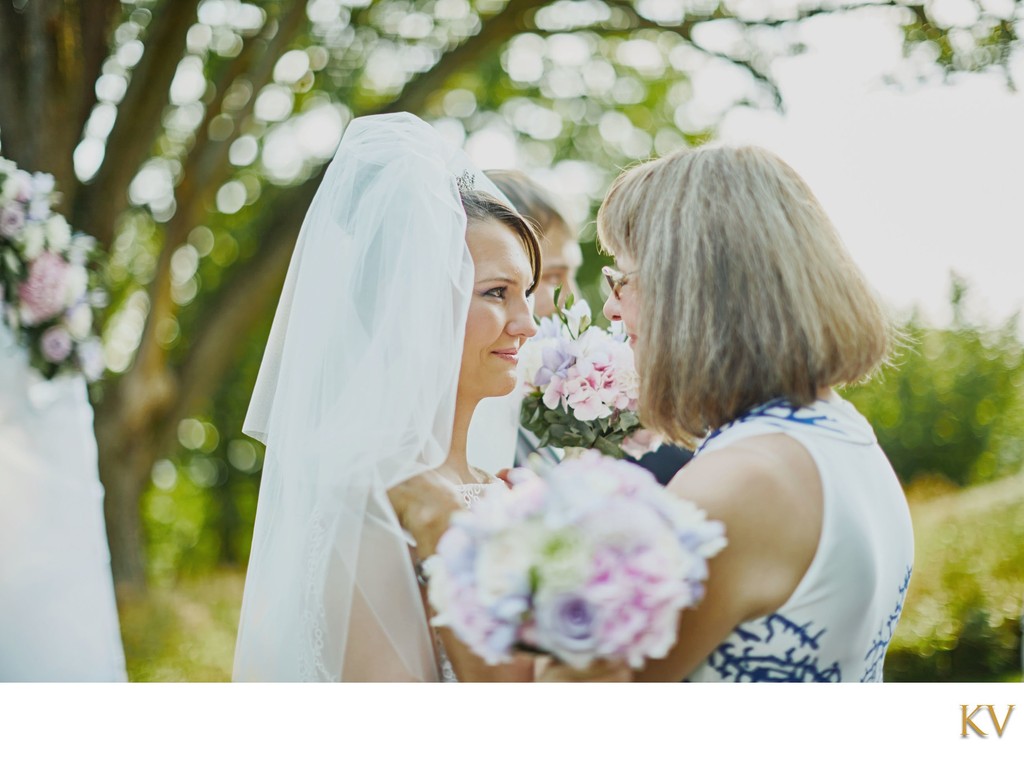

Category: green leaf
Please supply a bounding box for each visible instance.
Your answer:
[594,437,626,458]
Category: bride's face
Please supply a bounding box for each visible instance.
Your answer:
[459,220,537,400]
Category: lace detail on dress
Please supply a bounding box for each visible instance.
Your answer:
[300,510,330,681]
[457,482,486,506]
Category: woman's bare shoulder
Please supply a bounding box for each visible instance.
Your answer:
[667,433,820,520]
[665,433,823,619]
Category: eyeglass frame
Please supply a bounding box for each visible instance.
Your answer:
[602,265,637,299]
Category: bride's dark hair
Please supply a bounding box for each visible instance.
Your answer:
[460,189,542,296]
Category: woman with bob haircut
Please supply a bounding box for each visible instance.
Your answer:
[592,143,914,681]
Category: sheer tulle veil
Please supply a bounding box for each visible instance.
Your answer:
[233,112,521,681]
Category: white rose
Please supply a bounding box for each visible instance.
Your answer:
[563,298,592,337]
[32,172,55,196]
[474,526,540,607]
[63,264,88,307]
[67,235,95,266]
[22,223,45,261]
[1,172,30,203]
[46,215,72,251]
[77,338,106,382]
[66,302,93,339]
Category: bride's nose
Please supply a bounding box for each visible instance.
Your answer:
[508,295,537,339]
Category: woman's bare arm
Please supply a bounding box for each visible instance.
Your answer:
[635,435,823,681]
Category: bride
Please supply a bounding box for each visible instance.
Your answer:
[232,112,540,681]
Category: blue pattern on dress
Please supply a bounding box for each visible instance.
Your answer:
[695,398,848,456]
[860,566,913,682]
[705,613,842,682]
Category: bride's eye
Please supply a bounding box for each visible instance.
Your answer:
[483,286,507,299]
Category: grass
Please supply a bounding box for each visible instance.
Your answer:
[118,473,1024,682]
[118,570,243,682]
[885,471,1024,681]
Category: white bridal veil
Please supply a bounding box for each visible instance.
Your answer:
[233,112,520,681]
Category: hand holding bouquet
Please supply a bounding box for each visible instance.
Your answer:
[518,292,661,459]
[0,156,106,381]
[423,451,727,670]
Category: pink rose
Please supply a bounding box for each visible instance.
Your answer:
[40,325,73,362]
[18,250,69,325]
[564,371,612,421]
[541,374,566,411]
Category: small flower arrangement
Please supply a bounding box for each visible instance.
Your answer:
[518,291,661,459]
[0,156,106,381]
[424,450,727,669]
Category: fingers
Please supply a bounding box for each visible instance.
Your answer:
[534,656,633,682]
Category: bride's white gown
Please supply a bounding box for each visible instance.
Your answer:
[0,324,126,681]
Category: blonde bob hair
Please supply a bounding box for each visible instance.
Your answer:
[596,143,895,447]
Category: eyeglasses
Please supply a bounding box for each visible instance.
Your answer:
[602,265,636,299]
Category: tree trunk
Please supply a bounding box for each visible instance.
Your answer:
[94,419,152,590]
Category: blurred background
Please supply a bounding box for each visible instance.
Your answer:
[1,0,1021,682]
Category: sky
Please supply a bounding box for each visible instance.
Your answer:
[707,11,1024,331]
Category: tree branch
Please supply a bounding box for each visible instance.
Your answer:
[0,3,29,156]
[376,0,550,115]
[170,0,552,406]
[72,0,202,244]
[166,183,319,438]
[71,0,123,142]
[127,2,310,438]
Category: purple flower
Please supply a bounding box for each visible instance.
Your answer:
[18,250,70,325]
[0,201,26,238]
[40,325,73,362]
[535,316,564,339]
[425,450,727,671]
[534,591,599,667]
[534,343,574,387]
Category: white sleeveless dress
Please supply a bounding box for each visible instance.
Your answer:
[0,324,127,681]
[686,395,914,682]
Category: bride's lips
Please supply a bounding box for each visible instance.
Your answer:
[492,348,519,363]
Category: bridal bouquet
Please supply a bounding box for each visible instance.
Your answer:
[0,156,106,381]
[518,293,661,459]
[423,451,727,669]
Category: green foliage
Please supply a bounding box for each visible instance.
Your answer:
[842,279,1024,488]
[885,475,1024,682]
[140,311,271,582]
